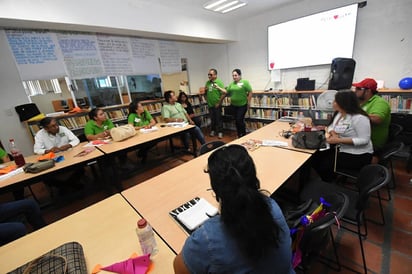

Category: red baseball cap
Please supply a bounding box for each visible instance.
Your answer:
[352,78,377,91]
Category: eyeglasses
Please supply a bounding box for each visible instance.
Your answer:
[208,74,213,77]
[355,87,366,91]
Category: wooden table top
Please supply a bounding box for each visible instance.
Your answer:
[96,124,195,154]
[0,142,104,190]
[122,121,313,253]
[0,194,175,273]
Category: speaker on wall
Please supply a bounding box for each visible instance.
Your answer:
[328,58,356,90]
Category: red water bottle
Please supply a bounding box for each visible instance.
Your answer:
[9,139,26,167]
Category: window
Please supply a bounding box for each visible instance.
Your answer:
[22,78,63,96]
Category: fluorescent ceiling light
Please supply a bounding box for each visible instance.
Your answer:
[203,0,247,14]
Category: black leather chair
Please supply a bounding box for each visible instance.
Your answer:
[300,164,390,274]
[292,192,348,272]
[198,141,225,156]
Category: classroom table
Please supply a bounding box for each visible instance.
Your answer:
[96,123,196,155]
[121,121,313,253]
[0,142,105,193]
[247,120,317,154]
[0,194,175,273]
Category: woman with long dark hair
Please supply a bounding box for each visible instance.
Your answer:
[127,100,156,130]
[311,90,373,181]
[173,145,294,274]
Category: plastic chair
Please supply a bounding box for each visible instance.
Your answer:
[294,192,349,272]
[300,164,390,274]
[198,141,225,156]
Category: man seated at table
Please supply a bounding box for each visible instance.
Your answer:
[161,90,206,151]
[34,117,80,155]
[0,199,46,246]
[33,117,84,194]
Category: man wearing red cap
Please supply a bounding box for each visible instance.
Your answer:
[353,78,391,150]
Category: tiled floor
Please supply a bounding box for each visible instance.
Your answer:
[1,129,411,273]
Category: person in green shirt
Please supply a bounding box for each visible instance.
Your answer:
[204,69,227,139]
[85,108,134,170]
[84,108,115,141]
[127,100,156,130]
[353,78,391,153]
[162,90,206,150]
[0,147,10,163]
[226,69,253,138]
[127,100,157,163]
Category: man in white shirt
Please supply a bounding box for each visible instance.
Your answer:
[33,117,84,195]
[34,117,80,155]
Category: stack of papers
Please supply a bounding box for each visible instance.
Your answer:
[166,122,188,128]
[0,167,24,181]
[262,140,288,147]
[139,126,159,133]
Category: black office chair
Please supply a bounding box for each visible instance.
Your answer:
[198,141,225,156]
[292,192,348,272]
[300,164,390,274]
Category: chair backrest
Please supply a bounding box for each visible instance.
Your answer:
[199,141,225,155]
[378,141,405,163]
[298,192,348,267]
[388,123,403,142]
[356,164,390,210]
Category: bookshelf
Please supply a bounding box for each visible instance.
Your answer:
[187,94,210,127]
[25,99,165,142]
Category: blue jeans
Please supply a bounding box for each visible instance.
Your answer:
[182,126,206,148]
[0,199,46,245]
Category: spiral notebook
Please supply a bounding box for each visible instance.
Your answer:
[169,197,218,234]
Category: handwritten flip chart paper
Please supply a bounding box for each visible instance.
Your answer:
[97,34,134,75]
[57,32,104,79]
[130,38,160,75]
[4,29,67,80]
[159,41,181,74]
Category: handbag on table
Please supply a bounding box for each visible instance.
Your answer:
[291,130,326,149]
[8,241,87,274]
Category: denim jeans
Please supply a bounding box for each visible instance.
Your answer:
[232,105,248,137]
[209,106,223,133]
[0,199,46,245]
[182,126,206,148]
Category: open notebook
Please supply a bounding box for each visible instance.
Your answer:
[169,197,218,234]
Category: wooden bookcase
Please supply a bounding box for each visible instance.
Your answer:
[25,99,165,142]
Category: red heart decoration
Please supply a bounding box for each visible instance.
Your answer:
[334,15,338,19]
[270,62,275,69]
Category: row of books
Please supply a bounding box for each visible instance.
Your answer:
[188,95,206,106]
[250,95,316,108]
[381,95,412,112]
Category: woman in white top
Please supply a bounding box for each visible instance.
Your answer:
[311,90,373,182]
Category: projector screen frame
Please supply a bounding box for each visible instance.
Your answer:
[267,3,359,70]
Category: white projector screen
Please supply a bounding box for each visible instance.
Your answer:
[268,4,358,70]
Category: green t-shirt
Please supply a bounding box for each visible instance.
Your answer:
[361,94,391,148]
[84,119,115,136]
[161,102,188,122]
[227,79,252,106]
[0,148,7,163]
[205,78,225,107]
[128,110,153,127]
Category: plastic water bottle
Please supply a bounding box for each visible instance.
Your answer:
[9,139,26,167]
[136,218,158,256]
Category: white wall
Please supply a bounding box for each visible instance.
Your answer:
[222,0,412,90]
[0,0,411,155]
[0,33,34,155]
